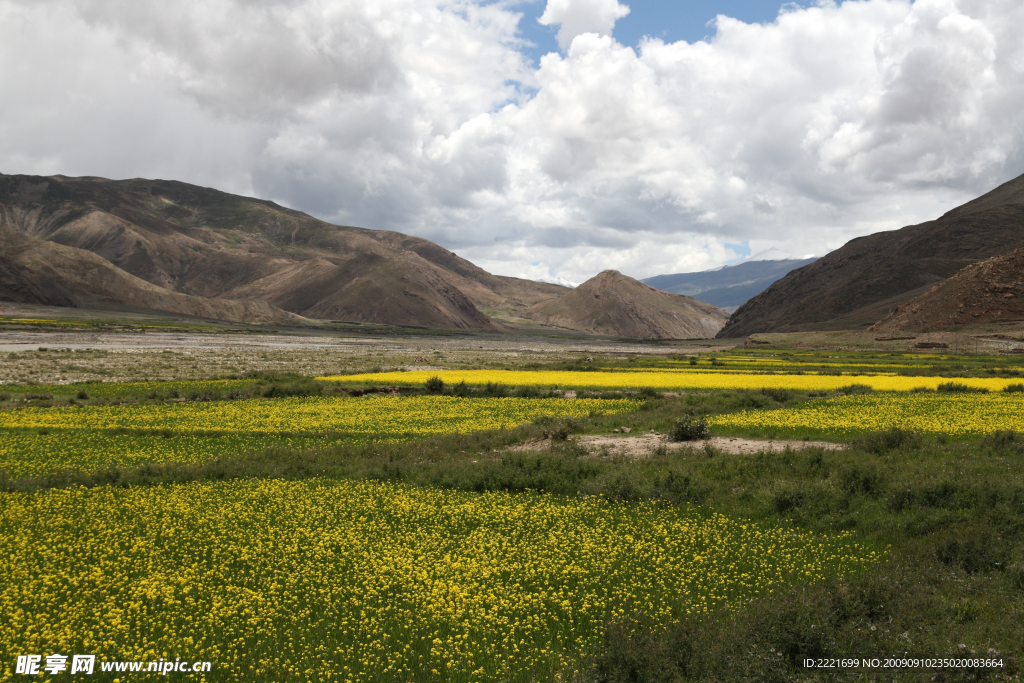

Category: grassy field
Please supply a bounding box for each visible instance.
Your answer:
[1,345,1023,681]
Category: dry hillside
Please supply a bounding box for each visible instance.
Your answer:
[0,223,302,324]
[0,174,568,330]
[870,249,1024,333]
[524,270,728,339]
[718,172,1024,337]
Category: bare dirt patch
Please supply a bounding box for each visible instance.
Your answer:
[511,432,845,457]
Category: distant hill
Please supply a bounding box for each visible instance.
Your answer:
[870,249,1024,333]
[0,173,568,330]
[717,172,1024,338]
[643,257,817,311]
[523,270,728,338]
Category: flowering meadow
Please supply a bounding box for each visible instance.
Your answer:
[0,479,879,682]
[322,369,1020,392]
[710,391,1024,439]
[0,396,636,477]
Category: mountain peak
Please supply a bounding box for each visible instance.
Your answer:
[523,270,728,339]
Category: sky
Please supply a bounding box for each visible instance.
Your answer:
[1,0,1022,286]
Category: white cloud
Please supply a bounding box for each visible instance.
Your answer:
[1,0,1022,286]
[537,0,630,50]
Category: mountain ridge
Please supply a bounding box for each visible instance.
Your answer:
[717,172,1024,338]
[0,173,570,331]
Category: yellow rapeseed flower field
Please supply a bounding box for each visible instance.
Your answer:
[0,395,636,435]
[0,480,879,681]
[0,432,331,479]
[320,369,1019,392]
[0,396,636,477]
[710,392,1024,438]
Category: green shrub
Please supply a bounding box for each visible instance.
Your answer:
[760,387,792,403]
[451,381,471,397]
[262,382,323,399]
[981,430,1019,449]
[637,387,660,399]
[838,465,885,497]
[670,417,710,441]
[76,389,89,400]
[935,529,1009,573]
[484,382,508,397]
[936,382,988,393]
[835,384,872,395]
[537,417,583,440]
[0,392,8,401]
[855,428,921,455]
[424,376,444,393]
[1003,383,1024,393]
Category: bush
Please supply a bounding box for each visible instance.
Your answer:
[670,417,710,441]
[769,484,806,513]
[424,376,444,393]
[981,430,1019,449]
[838,465,885,497]
[835,384,872,395]
[483,382,508,397]
[935,529,1009,573]
[855,428,921,455]
[451,381,471,397]
[1003,383,1024,393]
[760,387,792,403]
[937,382,988,393]
[537,417,583,440]
[76,389,89,400]
[262,382,323,399]
[0,392,8,401]
[637,387,661,399]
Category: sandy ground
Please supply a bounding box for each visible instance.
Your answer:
[0,325,736,384]
[512,432,846,457]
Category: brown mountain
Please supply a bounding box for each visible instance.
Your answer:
[523,270,728,338]
[0,173,567,330]
[717,172,1024,338]
[0,223,302,324]
[869,249,1024,333]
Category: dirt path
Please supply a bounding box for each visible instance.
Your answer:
[512,432,845,457]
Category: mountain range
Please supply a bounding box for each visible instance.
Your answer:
[0,173,727,338]
[643,256,817,311]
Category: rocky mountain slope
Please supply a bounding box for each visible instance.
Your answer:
[717,172,1024,338]
[0,223,302,324]
[0,174,566,330]
[524,270,728,338]
[869,249,1024,333]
